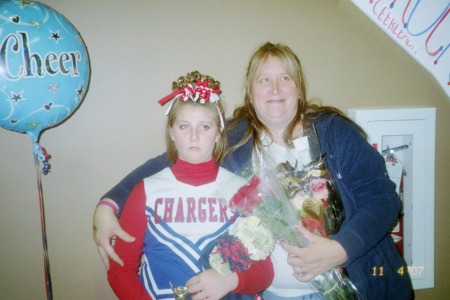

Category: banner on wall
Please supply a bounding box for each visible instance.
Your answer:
[351,0,450,98]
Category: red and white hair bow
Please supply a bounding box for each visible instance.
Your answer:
[157,79,224,127]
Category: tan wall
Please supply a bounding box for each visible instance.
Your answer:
[1,1,448,299]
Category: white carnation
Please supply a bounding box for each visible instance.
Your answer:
[209,247,232,275]
[228,216,275,261]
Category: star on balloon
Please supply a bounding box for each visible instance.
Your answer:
[9,91,25,104]
[76,85,84,97]
[19,0,34,8]
[48,83,60,94]
[28,19,43,29]
[26,121,40,129]
[49,30,61,43]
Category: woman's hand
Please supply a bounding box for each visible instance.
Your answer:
[186,269,238,300]
[92,198,135,270]
[281,222,347,282]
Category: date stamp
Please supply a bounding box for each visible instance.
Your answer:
[371,265,425,276]
[406,265,425,276]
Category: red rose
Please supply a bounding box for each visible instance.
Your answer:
[229,175,263,214]
[302,216,327,237]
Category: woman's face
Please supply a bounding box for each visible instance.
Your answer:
[170,104,220,164]
[252,55,299,131]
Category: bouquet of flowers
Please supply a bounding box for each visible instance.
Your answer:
[229,149,360,300]
[229,172,309,248]
[208,214,275,275]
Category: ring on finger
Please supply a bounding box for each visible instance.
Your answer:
[298,266,306,276]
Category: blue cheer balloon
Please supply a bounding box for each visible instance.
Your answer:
[0,0,90,143]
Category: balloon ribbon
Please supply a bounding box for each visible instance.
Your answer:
[33,143,51,174]
[34,148,53,300]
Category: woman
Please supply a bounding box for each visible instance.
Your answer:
[106,70,273,299]
[94,43,413,299]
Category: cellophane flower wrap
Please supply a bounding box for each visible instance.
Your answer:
[229,147,360,300]
[276,154,345,239]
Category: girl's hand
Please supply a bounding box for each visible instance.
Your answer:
[186,269,238,300]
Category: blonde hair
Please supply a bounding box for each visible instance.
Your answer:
[164,71,227,163]
[225,42,365,156]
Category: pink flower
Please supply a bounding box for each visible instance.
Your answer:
[310,178,329,201]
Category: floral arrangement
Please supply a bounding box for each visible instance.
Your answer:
[209,215,275,275]
[229,175,308,247]
[276,154,345,238]
[228,150,360,300]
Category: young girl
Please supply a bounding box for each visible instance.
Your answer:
[106,71,273,300]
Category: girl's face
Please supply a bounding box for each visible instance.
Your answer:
[252,55,299,131]
[170,104,220,164]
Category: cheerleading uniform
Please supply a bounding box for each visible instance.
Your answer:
[107,158,273,300]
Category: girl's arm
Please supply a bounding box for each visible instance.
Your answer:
[186,256,274,299]
[107,182,151,300]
